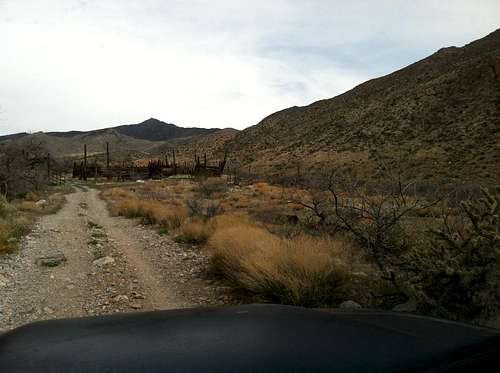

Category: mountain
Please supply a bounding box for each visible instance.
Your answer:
[0,119,236,164]
[110,118,220,141]
[0,132,29,142]
[44,118,218,141]
[227,29,500,185]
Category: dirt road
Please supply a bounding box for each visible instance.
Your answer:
[0,187,232,331]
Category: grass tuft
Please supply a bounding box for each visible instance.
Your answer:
[176,219,214,244]
[208,215,351,306]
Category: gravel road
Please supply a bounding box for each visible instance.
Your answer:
[0,187,233,331]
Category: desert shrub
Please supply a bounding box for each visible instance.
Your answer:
[0,140,49,198]
[0,196,16,219]
[407,186,500,322]
[208,216,351,306]
[115,199,143,218]
[197,177,228,197]
[186,198,224,218]
[250,205,288,225]
[176,219,214,244]
[0,198,31,253]
[17,201,42,213]
[8,216,31,239]
[115,199,187,229]
[239,235,350,306]
[103,187,136,200]
[25,191,39,201]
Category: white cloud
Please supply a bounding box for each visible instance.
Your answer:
[0,0,499,134]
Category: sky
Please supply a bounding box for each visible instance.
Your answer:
[0,1,499,135]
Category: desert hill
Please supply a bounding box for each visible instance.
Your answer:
[0,119,235,164]
[226,29,500,185]
[146,128,238,164]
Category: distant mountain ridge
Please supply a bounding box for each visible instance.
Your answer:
[0,118,237,162]
[0,118,221,143]
[43,118,220,141]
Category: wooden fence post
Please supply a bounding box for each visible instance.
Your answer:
[172,149,177,174]
[47,153,51,181]
[83,144,87,181]
[106,142,110,179]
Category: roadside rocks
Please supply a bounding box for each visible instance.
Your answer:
[43,306,55,315]
[35,252,67,267]
[87,221,108,259]
[0,274,9,287]
[129,303,142,310]
[340,300,362,309]
[112,295,129,303]
[92,256,115,267]
[392,299,418,313]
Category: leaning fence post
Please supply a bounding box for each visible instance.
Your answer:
[47,153,51,182]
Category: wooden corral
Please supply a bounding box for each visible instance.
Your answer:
[72,144,227,181]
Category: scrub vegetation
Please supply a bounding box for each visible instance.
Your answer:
[101,173,500,326]
[0,188,68,253]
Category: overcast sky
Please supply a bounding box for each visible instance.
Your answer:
[0,1,499,135]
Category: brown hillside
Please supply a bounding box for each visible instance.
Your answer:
[227,29,500,184]
[2,121,237,167]
[147,128,238,165]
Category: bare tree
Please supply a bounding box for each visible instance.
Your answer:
[0,139,48,198]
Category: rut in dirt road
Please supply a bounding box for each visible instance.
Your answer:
[0,187,233,331]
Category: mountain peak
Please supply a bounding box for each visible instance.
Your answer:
[140,118,168,125]
[113,118,218,141]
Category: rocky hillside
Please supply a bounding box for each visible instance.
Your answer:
[227,29,500,185]
[147,128,238,165]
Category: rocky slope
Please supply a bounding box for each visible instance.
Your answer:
[227,29,500,184]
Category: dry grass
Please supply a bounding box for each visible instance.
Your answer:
[102,187,136,200]
[17,201,42,213]
[208,215,351,306]
[0,197,31,253]
[115,198,187,229]
[176,219,214,244]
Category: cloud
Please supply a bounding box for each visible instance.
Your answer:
[0,0,499,134]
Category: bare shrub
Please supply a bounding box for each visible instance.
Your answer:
[0,139,51,198]
[197,177,228,198]
[186,198,224,218]
[286,164,445,309]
